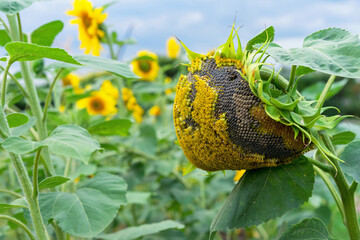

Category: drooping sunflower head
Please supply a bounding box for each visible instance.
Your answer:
[173,26,310,171]
[67,0,107,56]
[131,50,160,81]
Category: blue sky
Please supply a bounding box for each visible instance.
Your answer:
[5,0,360,60]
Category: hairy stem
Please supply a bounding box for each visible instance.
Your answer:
[322,134,360,240]
[1,60,12,106]
[0,65,29,99]
[0,214,36,240]
[7,13,55,175]
[0,106,49,240]
[316,75,336,109]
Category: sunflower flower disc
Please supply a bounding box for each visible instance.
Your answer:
[174,38,309,171]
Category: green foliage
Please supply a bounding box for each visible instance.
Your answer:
[5,42,80,64]
[38,176,70,190]
[245,26,275,51]
[39,173,127,237]
[331,131,356,145]
[0,203,26,214]
[6,113,28,128]
[31,20,63,46]
[0,0,47,14]
[0,30,11,46]
[339,141,360,183]
[100,220,185,240]
[262,28,360,78]
[279,218,333,240]
[2,125,101,164]
[10,116,36,136]
[88,119,132,136]
[210,156,314,238]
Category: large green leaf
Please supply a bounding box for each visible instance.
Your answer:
[88,119,132,136]
[210,156,314,238]
[0,30,11,46]
[331,131,356,145]
[5,42,80,64]
[245,26,274,51]
[48,55,138,79]
[74,55,138,79]
[279,218,333,240]
[39,173,127,238]
[31,20,63,46]
[262,28,360,78]
[2,125,101,164]
[99,220,184,240]
[0,0,48,14]
[339,140,360,183]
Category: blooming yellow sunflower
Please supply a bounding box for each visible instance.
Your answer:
[166,37,181,59]
[149,105,161,116]
[76,90,117,116]
[132,104,144,123]
[121,87,133,103]
[131,50,159,81]
[100,80,119,99]
[67,0,107,56]
[62,73,80,88]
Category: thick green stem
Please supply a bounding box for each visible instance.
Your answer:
[7,13,55,175]
[0,106,49,240]
[43,68,64,123]
[0,214,36,240]
[314,166,345,220]
[286,65,297,92]
[316,75,336,109]
[322,134,360,240]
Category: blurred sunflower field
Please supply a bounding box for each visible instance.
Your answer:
[0,0,360,240]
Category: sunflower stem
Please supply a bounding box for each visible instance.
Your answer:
[0,65,29,99]
[1,60,12,107]
[321,133,360,240]
[0,105,50,240]
[43,68,64,124]
[313,166,345,221]
[0,17,10,35]
[7,13,55,176]
[0,189,23,198]
[103,25,117,60]
[316,75,336,109]
[0,214,36,240]
[32,148,42,198]
[286,65,297,92]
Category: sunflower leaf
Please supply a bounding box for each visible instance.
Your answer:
[0,0,49,14]
[31,20,64,46]
[210,156,314,239]
[279,218,333,240]
[2,125,101,164]
[5,42,80,64]
[259,28,360,78]
[246,26,275,51]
